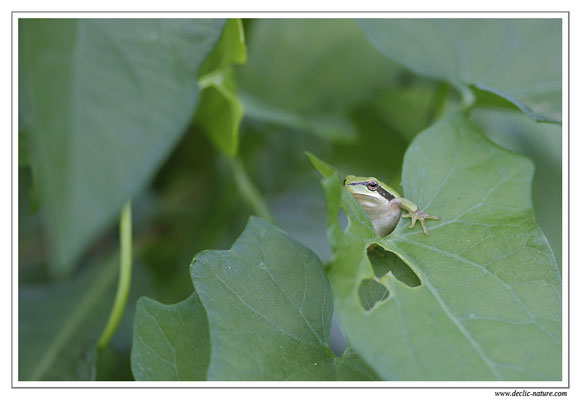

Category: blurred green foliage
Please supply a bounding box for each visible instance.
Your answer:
[358,19,562,122]
[18,18,562,381]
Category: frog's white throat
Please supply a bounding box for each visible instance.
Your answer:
[351,192,402,236]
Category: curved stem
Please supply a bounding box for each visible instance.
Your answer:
[229,156,274,223]
[97,200,132,350]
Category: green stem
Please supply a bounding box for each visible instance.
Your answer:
[229,156,274,223]
[97,200,132,350]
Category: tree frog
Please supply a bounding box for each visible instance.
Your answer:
[344,175,439,236]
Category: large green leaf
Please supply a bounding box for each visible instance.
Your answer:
[191,217,377,380]
[357,19,561,123]
[131,293,210,380]
[237,19,401,142]
[309,112,561,380]
[19,19,225,277]
[19,255,118,380]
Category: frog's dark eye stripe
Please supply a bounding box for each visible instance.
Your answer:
[377,185,395,201]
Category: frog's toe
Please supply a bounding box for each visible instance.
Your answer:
[420,221,429,235]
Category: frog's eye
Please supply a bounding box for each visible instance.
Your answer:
[366,180,378,191]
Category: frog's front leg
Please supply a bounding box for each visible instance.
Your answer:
[393,198,440,235]
[402,209,440,235]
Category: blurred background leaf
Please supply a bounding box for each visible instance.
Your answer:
[19,19,225,277]
[19,255,117,380]
[358,19,562,123]
[237,19,403,142]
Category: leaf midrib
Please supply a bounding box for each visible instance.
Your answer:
[394,237,560,347]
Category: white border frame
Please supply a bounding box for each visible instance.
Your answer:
[11,10,570,390]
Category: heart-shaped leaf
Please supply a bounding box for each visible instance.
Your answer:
[190,217,377,380]
[309,112,561,380]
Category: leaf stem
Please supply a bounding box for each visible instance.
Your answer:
[229,156,274,223]
[97,200,132,350]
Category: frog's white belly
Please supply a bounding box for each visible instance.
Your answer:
[355,195,402,237]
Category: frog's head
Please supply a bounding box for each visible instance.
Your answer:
[344,174,398,206]
[343,175,385,201]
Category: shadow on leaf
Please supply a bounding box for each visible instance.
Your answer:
[357,244,421,311]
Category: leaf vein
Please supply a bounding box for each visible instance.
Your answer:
[262,262,325,345]
[390,242,503,379]
[135,331,179,379]
[210,270,325,351]
[395,238,560,346]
